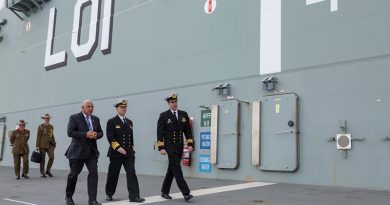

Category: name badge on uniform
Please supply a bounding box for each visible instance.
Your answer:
[167,119,172,124]
[115,125,121,129]
[181,117,187,123]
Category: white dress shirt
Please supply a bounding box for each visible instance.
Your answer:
[83,113,93,130]
[170,109,178,120]
[118,115,127,124]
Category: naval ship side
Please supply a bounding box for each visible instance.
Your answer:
[0,0,390,190]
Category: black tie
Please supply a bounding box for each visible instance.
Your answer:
[173,112,177,120]
[123,118,127,125]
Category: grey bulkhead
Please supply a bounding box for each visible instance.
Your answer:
[0,0,389,189]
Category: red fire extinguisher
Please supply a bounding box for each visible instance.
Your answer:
[182,145,191,166]
[182,117,194,166]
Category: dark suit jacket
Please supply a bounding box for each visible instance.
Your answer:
[156,110,194,155]
[65,112,103,159]
[106,115,135,158]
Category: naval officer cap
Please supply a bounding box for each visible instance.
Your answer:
[165,93,178,102]
[114,99,128,107]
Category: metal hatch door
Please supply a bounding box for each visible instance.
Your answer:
[0,117,6,161]
[260,93,299,172]
[211,100,240,169]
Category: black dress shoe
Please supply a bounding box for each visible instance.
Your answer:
[184,194,193,202]
[89,201,101,205]
[16,176,20,180]
[22,174,29,179]
[129,197,145,202]
[161,193,172,199]
[106,195,113,201]
[41,174,47,178]
[46,171,53,177]
[65,197,74,205]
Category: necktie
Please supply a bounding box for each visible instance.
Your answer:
[173,112,178,120]
[123,118,127,125]
[86,116,93,130]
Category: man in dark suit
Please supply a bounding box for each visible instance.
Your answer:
[65,100,103,205]
[105,99,145,202]
[157,93,194,202]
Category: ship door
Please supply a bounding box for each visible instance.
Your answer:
[0,116,6,161]
[210,99,240,169]
[252,93,300,172]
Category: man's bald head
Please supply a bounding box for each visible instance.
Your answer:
[81,99,94,116]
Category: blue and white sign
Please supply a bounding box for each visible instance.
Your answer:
[199,154,212,172]
[200,132,211,149]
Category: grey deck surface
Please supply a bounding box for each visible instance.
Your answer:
[0,166,389,205]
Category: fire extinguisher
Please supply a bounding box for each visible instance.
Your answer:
[182,145,191,166]
[182,117,194,166]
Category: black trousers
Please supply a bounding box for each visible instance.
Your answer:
[65,155,98,202]
[105,157,140,200]
[161,153,190,195]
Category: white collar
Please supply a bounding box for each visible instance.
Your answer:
[83,113,90,118]
[118,115,126,120]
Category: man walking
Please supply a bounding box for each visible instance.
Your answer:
[65,100,103,205]
[10,120,30,180]
[156,93,194,202]
[105,99,145,202]
[36,114,56,178]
